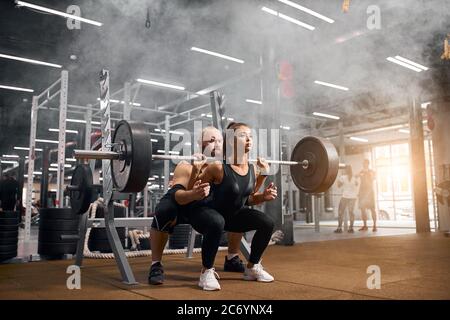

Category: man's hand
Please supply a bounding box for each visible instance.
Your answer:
[262,182,277,201]
[191,180,210,201]
[256,157,270,176]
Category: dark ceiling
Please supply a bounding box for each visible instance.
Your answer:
[0,0,449,171]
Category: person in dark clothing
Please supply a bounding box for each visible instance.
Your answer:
[0,173,20,211]
[187,122,277,290]
[358,159,377,232]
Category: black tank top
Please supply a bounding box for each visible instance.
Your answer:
[209,162,255,217]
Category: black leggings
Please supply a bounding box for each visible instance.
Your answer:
[186,207,274,269]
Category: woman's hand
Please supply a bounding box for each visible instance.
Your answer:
[256,157,270,176]
[190,180,210,201]
[262,182,277,201]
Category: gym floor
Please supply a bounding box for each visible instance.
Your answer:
[1,232,449,300]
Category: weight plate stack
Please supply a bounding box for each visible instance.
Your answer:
[0,211,19,262]
[38,208,79,257]
[88,205,126,253]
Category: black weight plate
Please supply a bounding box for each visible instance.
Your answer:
[89,228,126,240]
[111,121,152,193]
[0,225,19,232]
[0,244,18,252]
[38,230,79,243]
[39,219,79,231]
[38,242,77,255]
[290,136,339,193]
[0,251,17,262]
[39,208,77,220]
[0,211,20,219]
[0,231,18,239]
[0,237,18,245]
[0,218,20,226]
[70,164,94,215]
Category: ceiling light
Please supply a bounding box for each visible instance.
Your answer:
[0,160,19,165]
[313,112,340,120]
[36,139,59,144]
[262,7,315,31]
[280,125,291,130]
[398,129,410,134]
[151,139,158,143]
[14,147,43,152]
[49,128,78,134]
[0,84,34,93]
[154,128,185,135]
[246,99,262,105]
[0,52,61,68]
[314,80,349,91]
[2,155,19,158]
[15,1,102,27]
[191,47,245,64]
[278,0,334,23]
[394,56,428,71]
[137,78,185,91]
[386,57,422,72]
[96,98,141,106]
[349,136,369,142]
[65,158,76,162]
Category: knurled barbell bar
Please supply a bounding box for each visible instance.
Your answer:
[68,120,346,214]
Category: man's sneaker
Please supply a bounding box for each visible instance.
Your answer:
[224,255,245,272]
[198,268,221,291]
[348,228,354,233]
[148,262,164,285]
[243,264,274,282]
[372,227,378,232]
[334,228,343,233]
[358,226,368,231]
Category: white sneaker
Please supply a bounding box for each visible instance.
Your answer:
[243,264,274,282]
[198,268,221,291]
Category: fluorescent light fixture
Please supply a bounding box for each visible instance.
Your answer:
[398,129,410,134]
[48,168,58,172]
[0,84,34,93]
[394,56,428,71]
[136,78,185,91]
[246,99,262,105]
[278,0,334,23]
[170,172,174,176]
[49,189,57,192]
[313,112,340,120]
[223,117,234,121]
[0,52,61,68]
[65,158,76,162]
[96,98,141,106]
[92,121,101,125]
[349,136,369,142]
[280,125,291,130]
[148,178,156,181]
[153,175,159,178]
[314,80,349,91]
[36,139,59,144]
[65,176,72,180]
[157,150,180,155]
[196,90,209,95]
[49,128,78,134]
[0,160,18,164]
[206,114,213,118]
[191,47,245,64]
[15,1,103,27]
[154,128,185,135]
[50,163,72,168]
[2,155,19,158]
[184,142,192,146]
[66,118,101,125]
[262,7,315,31]
[33,171,42,175]
[14,146,42,151]
[151,139,158,143]
[386,57,422,72]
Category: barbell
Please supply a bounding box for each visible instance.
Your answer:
[68,120,345,214]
